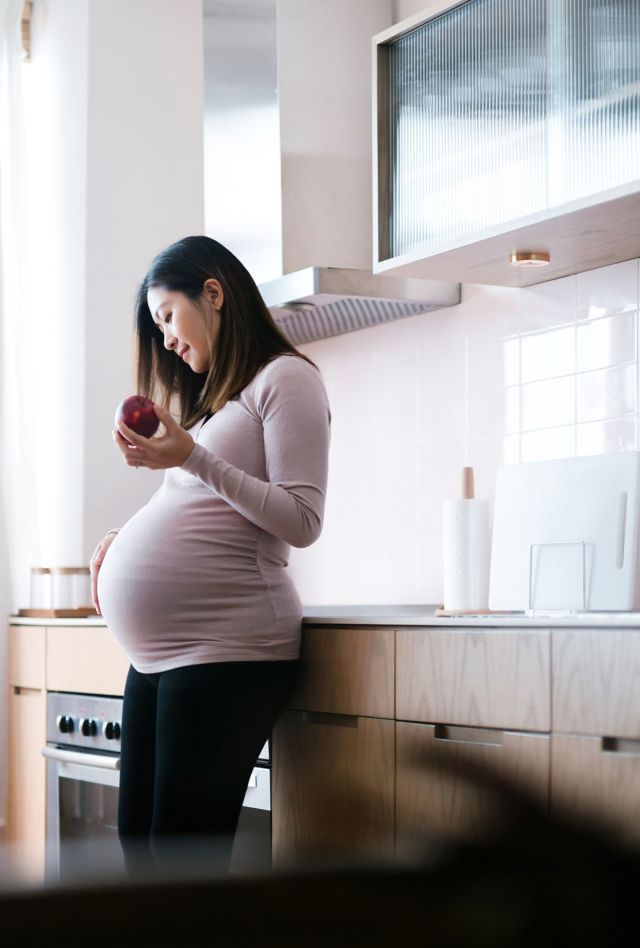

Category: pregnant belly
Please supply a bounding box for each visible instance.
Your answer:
[97,506,263,634]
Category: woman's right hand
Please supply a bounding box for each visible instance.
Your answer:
[89,531,118,615]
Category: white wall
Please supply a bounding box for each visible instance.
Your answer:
[23,0,90,574]
[288,259,640,605]
[203,0,282,284]
[277,0,392,272]
[24,0,205,571]
[0,0,204,829]
[392,0,441,21]
[82,0,205,560]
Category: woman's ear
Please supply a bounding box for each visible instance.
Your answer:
[203,278,224,311]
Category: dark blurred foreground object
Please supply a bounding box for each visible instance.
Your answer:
[2,754,639,947]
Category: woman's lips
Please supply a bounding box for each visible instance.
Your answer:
[178,346,190,359]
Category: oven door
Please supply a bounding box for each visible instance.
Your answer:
[43,747,272,881]
[43,745,123,884]
[230,762,272,874]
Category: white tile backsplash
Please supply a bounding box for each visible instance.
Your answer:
[521,376,576,430]
[576,363,637,423]
[517,273,577,333]
[576,417,638,456]
[521,324,576,382]
[289,258,640,606]
[576,310,637,372]
[576,259,639,321]
[521,425,575,463]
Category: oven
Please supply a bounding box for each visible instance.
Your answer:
[42,692,272,883]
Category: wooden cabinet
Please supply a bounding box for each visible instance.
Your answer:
[274,625,553,867]
[552,630,640,738]
[396,627,551,731]
[395,628,551,855]
[273,626,395,867]
[7,626,46,881]
[396,721,550,855]
[551,734,640,845]
[272,710,395,867]
[550,629,640,842]
[46,625,129,695]
[288,626,394,718]
[6,619,128,882]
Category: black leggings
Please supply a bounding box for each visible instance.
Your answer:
[117,659,299,876]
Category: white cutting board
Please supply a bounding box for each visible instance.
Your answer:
[489,453,640,612]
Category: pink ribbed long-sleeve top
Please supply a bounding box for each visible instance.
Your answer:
[97,354,331,673]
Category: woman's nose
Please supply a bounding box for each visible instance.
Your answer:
[163,331,178,351]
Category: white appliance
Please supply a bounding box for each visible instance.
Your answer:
[488,453,640,613]
[43,692,272,883]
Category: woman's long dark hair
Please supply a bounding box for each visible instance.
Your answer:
[134,236,318,428]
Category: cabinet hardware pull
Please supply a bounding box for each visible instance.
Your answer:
[434,724,503,747]
[617,491,628,569]
[41,746,120,769]
[13,686,41,696]
[601,736,640,756]
[303,711,358,728]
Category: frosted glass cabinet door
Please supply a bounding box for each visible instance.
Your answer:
[374,0,640,271]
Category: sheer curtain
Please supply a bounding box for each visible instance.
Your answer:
[0,0,42,623]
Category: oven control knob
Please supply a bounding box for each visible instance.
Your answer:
[56,714,75,734]
[103,721,121,741]
[80,718,97,737]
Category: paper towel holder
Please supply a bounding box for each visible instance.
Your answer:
[462,466,474,500]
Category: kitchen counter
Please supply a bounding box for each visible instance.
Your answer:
[302,604,640,627]
[9,606,640,628]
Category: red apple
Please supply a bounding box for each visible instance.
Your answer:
[114,395,159,441]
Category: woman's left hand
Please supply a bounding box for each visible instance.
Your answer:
[113,403,195,470]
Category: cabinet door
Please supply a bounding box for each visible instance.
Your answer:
[289,626,394,718]
[46,625,130,695]
[272,710,395,867]
[397,628,550,731]
[551,734,640,844]
[8,625,46,688]
[396,721,550,856]
[553,630,640,737]
[7,686,46,881]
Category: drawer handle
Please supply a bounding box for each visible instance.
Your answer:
[434,724,503,747]
[303,711,358,728]
[601,736,640,756]
[617,491,628,569]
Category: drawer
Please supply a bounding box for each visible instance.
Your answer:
[396,720,550,848]
[552,630,640,737]
[288,626,394,718]
[8,625,46,689]
[396,627,550,731]
[46,625,130,695]
[272,710,395,866]
[551,733,640,844]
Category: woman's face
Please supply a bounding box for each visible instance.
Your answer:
[147,280,223,374]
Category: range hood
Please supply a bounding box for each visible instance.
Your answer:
[259,267,461,346]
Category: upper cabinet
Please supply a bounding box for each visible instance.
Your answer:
[373,0,640,286]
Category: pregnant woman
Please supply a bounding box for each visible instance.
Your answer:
[89,236,331,876]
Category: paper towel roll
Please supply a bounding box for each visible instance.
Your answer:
[443,499,490,611]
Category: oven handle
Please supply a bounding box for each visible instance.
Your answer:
[42,745,120,770]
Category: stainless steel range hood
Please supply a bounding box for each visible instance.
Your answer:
[259,267,461,346]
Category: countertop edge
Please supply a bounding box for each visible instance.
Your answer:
[8,611,640,629]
